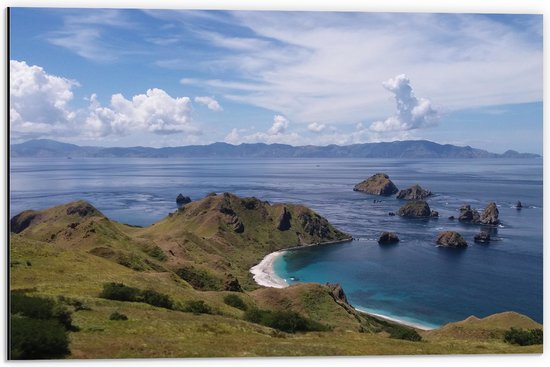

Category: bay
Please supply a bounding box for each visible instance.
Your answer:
[9,157,543,328]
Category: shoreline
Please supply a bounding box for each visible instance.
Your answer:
[250,238,438,331]
[353,307,436,331]
[249,237,353,289]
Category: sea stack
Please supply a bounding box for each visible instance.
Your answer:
[458,204,481,223]
[353,173,398,196]
[378,232,400,245]
[480,202,500,225]
[176,194,192,206]
[397,200,437,218]
[396,184,433,200]
[436,231,468,248]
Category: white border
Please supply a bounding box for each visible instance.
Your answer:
[1,1,547,367]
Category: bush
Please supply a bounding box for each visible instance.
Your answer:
[223,294,248,311]
[388,326,422,341]
[109,311,128,321]
[184,300,212,315]
[10,316,70,360]
[99,283,140,302]
[176,266,222,291]
[99,283,174,310]
[504,327,543,346]
[244,308,329,333]
[11,292,77,331]
[143,245,167,261]
[141,289,173,309]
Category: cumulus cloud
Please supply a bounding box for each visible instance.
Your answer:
[194,96,223,112]
[88,89,195,135]
[224,115,301,145]
[369,74,439,132]
[307,122,326,133]
[10,60,79,138]
[267,115,289,135]
[10,60,199,140]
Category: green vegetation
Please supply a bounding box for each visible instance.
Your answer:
[504,327,543,346]
[8,197,544,358]
[244,308,330,333]
[10,292,75,359]
[99,282,174,310]
[176,265,222,291]
[224,294,248,311]
[183,300,212,315]
[109,311,128,321]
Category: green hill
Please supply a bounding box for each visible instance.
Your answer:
[9,195,542,358]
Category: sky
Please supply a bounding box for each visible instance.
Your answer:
[8,8,543,153]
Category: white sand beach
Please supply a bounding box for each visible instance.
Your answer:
[250,251,289,288]
[354,307,435,331]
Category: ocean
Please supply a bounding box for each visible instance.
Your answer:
[9,157,543,328]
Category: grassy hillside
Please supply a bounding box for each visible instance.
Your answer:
[9,195,542,358]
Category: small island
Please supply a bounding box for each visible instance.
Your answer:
[353,173,399,196]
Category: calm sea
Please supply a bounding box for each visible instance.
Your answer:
[10,158,543,328]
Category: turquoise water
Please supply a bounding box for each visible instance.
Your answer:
[10,158,543,327]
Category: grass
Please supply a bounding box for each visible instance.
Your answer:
[9,196,543,358]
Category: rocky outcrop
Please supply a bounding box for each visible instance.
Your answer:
[298,212,330,238]
[176,194,192,206]
[10,210,41,233]
[277,207,292,231]
[474,232,491,244]
[378,232,400,245]
[224,275,243,292]
[396,184,433,200]
[480,202,500,225]
[436,231,467,248]
[397,201,433,217]
[459,202,500,225]
[326,283,349,305]
[353,173,398,196]
[458,205,481,223]
[66,202,100,217]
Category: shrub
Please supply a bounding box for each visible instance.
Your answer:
[244,308,329,333]
[176,266,222,291]
[109,311,128,321]
[143,245,167,261]
[388,326,422,341]
[184,300,212,315]
[99,283,140,302]
[141,289,173,309]
[10,316,70,360]
[99,283,174,310]
[11,292,77,331]
[223,294,248,311]
[504,327,543,346]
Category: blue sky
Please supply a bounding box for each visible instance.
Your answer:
[9,8,543,153]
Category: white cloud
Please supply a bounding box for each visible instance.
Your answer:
[267,115,288,135]
[369,74,438,132]
[173,12,542,127]
[10,60,199,140]
[10,60,79,139]
[194,96,223,112]
[224,115,300,145]
[93,89,195,135]
[46,9,136,62]
[307,122,326,132]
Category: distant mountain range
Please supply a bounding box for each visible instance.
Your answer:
[10,139,541,159]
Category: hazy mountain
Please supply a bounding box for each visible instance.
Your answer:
[10,139,541,159]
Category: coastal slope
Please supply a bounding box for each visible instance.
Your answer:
[9,196,542,358]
